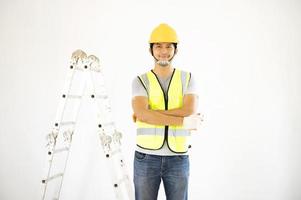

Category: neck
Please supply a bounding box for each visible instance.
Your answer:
[153,63,174,77]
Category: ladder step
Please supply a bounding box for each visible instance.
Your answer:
[96,94,108,99]
[60,121,76,126]
[62,94,82,99]
[71,65,84,71]
[51,147,69,154]
[101,122,115,127]
[91,94,108,99]
[42,173,64,183]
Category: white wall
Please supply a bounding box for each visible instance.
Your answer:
[0,0,300,199]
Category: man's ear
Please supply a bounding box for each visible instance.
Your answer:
[174,48,178,55]
[149,48,153,55]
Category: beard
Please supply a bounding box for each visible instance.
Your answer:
[156,60,170,67]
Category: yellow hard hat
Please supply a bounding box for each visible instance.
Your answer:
[149,23,179,43]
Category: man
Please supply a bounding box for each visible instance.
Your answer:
[132,23,202,200]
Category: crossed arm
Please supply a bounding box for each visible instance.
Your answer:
[132,94,198,126]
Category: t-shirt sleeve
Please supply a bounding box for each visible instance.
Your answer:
[184,74,198,95]
[132,77,148,97]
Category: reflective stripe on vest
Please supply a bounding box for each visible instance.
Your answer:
[136,68,191,153]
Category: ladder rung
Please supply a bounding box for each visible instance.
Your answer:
[63,94,82,99]
[102,122,115,127]
[60,121,76,126]
[68,94,82,99]
[53,147,69,154]
[72,66,84,71]
[42,173,64,183]
[95,94,108,99]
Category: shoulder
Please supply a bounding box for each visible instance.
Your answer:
[175,68,191,85]
[176,68,191,76]
[133,71,150,89]
[132,71,148,81]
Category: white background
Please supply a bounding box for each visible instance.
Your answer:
[0,0,300,199]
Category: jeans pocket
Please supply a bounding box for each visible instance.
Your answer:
[176,155,189,161]
[135,151,147,161]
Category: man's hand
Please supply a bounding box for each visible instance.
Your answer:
[183,113,204,130]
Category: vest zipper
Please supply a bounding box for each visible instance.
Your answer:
[151,69,176,148]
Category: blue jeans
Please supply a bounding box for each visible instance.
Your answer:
[133,151,190,200]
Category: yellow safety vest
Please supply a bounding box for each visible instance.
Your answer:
[136,68,191,153]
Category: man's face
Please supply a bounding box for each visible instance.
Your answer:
[151,42,176,62]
